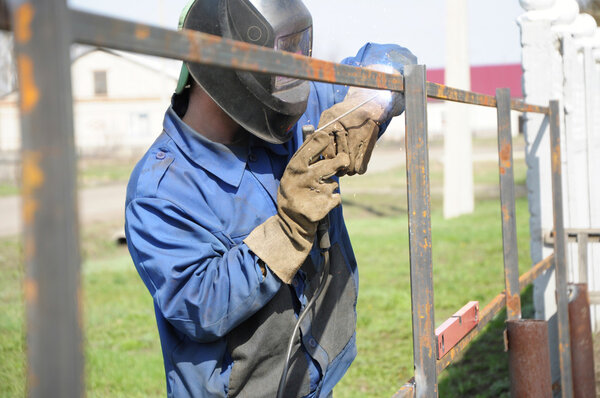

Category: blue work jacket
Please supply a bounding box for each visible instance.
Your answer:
[125,43,415,398]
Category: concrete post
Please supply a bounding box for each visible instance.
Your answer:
[443,0,473,219]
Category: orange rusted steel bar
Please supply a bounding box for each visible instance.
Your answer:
[71,10,405,93]
[426,82,549,114]
[435,254,554,374]
[67,10,554,115]
[435,301,479,359]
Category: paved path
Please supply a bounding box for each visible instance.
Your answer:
[0,183,127,238]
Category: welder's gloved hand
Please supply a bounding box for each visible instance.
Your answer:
[318,95,384,176]
[244,130,350,284]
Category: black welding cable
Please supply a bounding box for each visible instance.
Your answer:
[276,217,331,398]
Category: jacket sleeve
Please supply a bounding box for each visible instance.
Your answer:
[125,197,282,343]
[306,42,417,134]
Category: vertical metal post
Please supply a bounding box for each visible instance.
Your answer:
[9,0,83,397]
[549,100,573,398]
[496,88,521,320]
[404,64,437,398]
[577,233,588,284]
[567,283,596,398]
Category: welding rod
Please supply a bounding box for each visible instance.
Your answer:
[315,92,381,132]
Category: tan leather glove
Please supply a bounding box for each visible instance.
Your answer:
[319,88,388,176]
[244,130,350,284]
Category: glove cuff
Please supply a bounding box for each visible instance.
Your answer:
[244,215,314,284]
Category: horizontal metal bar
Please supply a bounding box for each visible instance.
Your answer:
[544,229,600,244]
[426,82,548,114]
[71,10,405,93]
[564,228,600,237]
[436,254,555,373]
[2,8,549,114]
[69,10,551,114]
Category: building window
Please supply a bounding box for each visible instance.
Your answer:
[93,70,107,96]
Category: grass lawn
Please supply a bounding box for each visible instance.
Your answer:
[0,145,536,397]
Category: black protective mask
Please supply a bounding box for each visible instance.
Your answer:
[181,0,313,144]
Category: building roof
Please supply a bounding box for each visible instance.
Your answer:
[427,64,523,98]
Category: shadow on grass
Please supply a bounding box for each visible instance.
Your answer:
[438,286,535,398]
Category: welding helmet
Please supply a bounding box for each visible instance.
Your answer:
[176,0,313,144]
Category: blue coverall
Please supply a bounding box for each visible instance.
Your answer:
[125,43,416,398]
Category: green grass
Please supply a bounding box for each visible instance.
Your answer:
[334,197,531,398]
[0,148,535,397]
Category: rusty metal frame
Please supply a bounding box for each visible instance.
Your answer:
[2,1,576,397]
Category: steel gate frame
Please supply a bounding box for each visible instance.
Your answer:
[0,0,578,396]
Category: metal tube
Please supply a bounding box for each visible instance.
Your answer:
[426,81,549,114]
[404,64,437,398]
[567,283,596,398]
[506,320,553,398]
[549,100,574,398]
[10,0,83,397]
[496,88,521,320]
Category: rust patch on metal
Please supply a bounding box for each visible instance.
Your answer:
[22,151,44,225]
[185,30,202,63]
[502,204,511,223]
[135,25,151,40]
[24,277,38,304]
[506,293,521,313]
[499,142,511,175]
[552,144,561,174]
[15,3,34,43]
[16,55,40,113]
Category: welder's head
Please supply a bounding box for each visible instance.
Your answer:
[176,0,313,144]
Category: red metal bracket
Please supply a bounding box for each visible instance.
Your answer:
[435,301,479,359]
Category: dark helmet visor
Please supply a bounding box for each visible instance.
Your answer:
[274,27,312,91]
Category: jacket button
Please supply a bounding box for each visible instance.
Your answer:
[309,338,317,348]
[156,151,166,160]
[248,153,257,162]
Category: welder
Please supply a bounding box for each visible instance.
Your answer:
[124,0,416,397]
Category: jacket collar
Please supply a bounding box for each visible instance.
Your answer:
[163,107,289,188]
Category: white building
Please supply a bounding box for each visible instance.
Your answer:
[0,47,179,157]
